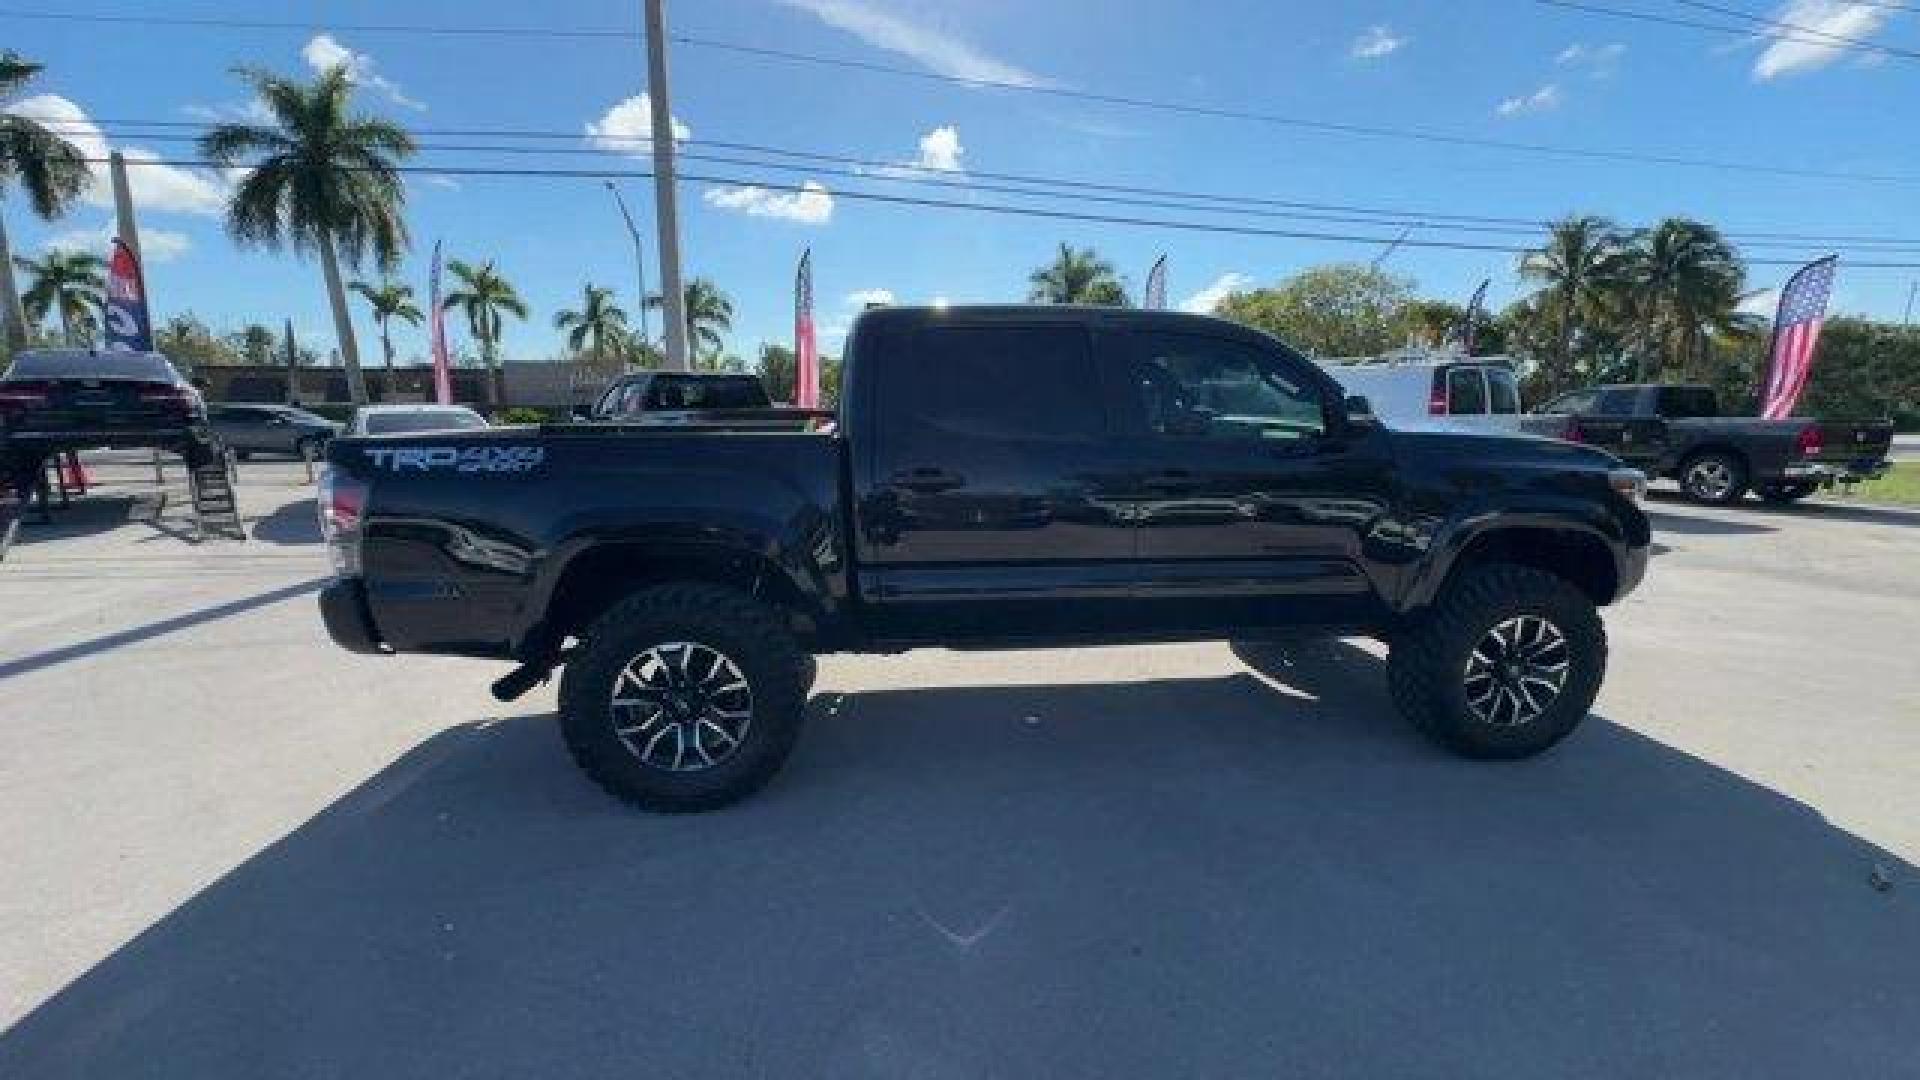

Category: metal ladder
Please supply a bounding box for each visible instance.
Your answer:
[186,447,246,541]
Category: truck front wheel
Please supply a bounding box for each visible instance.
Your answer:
[1388,564,1606,759]
[558,583,809,812]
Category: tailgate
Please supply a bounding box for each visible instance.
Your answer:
[1811,421,1894,464]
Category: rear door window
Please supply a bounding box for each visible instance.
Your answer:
[1486,369,1519,414]
[1543,389,1597,414]
[1593,387,1641,416]
[1655,386,1718,418]
[1446,368,1488,414]
[885,325,1103,441]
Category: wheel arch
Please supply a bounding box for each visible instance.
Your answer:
[1410,516,1626,612]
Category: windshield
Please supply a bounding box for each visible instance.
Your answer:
[362,409,487,434]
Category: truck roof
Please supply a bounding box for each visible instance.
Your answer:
[852,304,1261,338]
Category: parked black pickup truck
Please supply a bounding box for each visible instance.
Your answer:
[586,370,819,431]
[1526,383,1893,505]
[320,306,1651,811]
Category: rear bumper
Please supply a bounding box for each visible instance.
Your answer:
[2,426,200,450]
[319,577,389,655]
[1781,460,1890,484]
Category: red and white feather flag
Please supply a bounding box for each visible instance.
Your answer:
[794,249,819,408]
[1759,255,1837,421]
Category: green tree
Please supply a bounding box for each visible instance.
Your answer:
[757,341,797,403]
[13,249,103,344]
[199,64,417,405]
[1215,264,1413,357]
[155,312,244,368]
[348,278,422,371]
[1786,318,1920,422]
[1027,243,1128,305]
[226,322,278,364]
[0,52,91,349]
[443,258,528,404]
[554,282,629,371]
[1398,299,1466,348]
[648,277,734,361]
[1620,218,1752,382]
[1520,214,1632,396]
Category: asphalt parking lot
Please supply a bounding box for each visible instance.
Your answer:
[3,454,1918,1077]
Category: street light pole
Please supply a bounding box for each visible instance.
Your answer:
[643,0,691,372]
[605,181,652,351]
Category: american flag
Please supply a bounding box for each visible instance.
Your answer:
[1461,278,1489,354]
[428,239,452,405]
[795,249,819,408]
[1760,256,1837,420]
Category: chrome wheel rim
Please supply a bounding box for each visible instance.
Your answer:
[1463,616,1570,727]
[1686,458,1734,500]
[609,641,753,772]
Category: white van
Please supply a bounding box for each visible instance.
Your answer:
[1324,354,1525,434]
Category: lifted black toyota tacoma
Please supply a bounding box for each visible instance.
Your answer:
[320,306,1651,811]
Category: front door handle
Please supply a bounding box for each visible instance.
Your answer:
[891,466,965,493]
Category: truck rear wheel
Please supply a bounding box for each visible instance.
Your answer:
[1679,450,1748,505]
[1388,564,1606,759]
[558,583,809,812]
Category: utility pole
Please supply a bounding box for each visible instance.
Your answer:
[643,0,691,372]
[1904,281,1916,327]
[605,181,652,351]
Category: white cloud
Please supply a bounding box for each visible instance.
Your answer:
[702,181,835,224]
[585,94,691,156]
[302,33,424,111]
[6,95,228,216]
[846,288,895,307]
[182,99,277,125]
[1497,83,1563,116]
[1556,41,1626,77]
[1739,288,1780,317]
[1753,2,1886,80]
[1350,25,1407,60]
[45,220,191,263]
[914,125,965,171]
[415,174,462,192]
[778,0,1047,86]
[1180,272,1252,315]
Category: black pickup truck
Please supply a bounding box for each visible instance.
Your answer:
[1526,383,1893,505]
[320,306,1650,811]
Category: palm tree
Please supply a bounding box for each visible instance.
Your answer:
[1027,243,1128,305]
[553,283,629,369]
[1520,215,1631,394]
[0,52,91,349]
[646,277,733,362]
[13,249,104,344]
[349,278,422,371]
[1399,299,1467,348]
[443,258,528,404]
[1621,218,1746,381]
[199,65,416,405]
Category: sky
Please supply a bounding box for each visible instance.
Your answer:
[5,0,1919,367]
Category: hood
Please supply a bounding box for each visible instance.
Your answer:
[1387,428,1622,471]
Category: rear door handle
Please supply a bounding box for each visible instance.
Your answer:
[891,466,965,493]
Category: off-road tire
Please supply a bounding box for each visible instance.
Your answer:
[558,582,807,812]
[1679,450,1749,505]
[1388,564,1606,759]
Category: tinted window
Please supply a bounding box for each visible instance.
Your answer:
[646,375,770,410]
[362,409,487,435]
[1124,332,1325,441]
[1656,386,1718,418]
[1593,387,1640,416]
[1447,368,1488,414]
[283,408,332,426]
[893,325,1102,441]
[1487,369,1519,414]
[1543,389,1597,414]
[6,351,178,382]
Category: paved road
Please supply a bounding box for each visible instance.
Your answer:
[1892,432,1919,462]
[2,458,1917,1077]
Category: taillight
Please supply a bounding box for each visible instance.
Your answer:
[139,385,197,411]
[317,466,370,576]
[1796,425,1823,457]
[1427,373,1448,415]
[1562,420,1585,444]
[0,380,52,417]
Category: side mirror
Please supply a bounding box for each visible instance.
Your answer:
[1342,394,1379,429]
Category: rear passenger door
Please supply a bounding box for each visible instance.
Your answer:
[1576,386,1664,466]
[854,322,1137,637]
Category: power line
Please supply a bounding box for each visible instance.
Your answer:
[75,155,1920,268]
[67,120,1920,249]
[1531,0,1916,62]
[1671,0,1920,61]
[0,7,638,39]
[9,8,1916,184]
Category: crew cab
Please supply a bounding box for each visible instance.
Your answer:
[319,306,1651,811]
[1525,383,1892,505]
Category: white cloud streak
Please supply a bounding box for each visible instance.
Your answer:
[302,33,425,111]
[6,95,228,216]
[1181,272,1253,314]
[846,288,895,307]
[1350,25,1407,60]
[778,0,1047,86]
[1497,84,1563,116]
[703,181,835,224]
[46,220,192,263]
[1753,2,1887,80]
